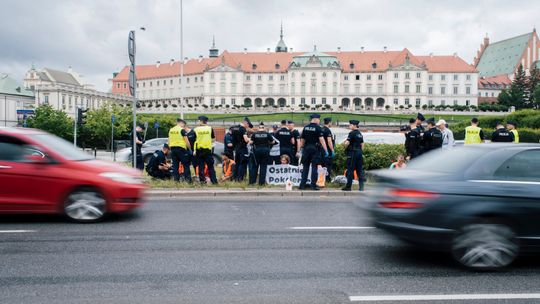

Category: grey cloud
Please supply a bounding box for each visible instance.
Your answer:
[1,0,538,91]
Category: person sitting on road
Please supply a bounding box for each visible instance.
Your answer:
[146,144,172,180]
[220,152,236,182]
[389,154,407,170]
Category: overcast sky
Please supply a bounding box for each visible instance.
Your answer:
[1,0,538,91]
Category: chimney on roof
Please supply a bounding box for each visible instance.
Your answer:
[290,47,293,53]
[429,52,434,58]
[383,46,387,53]
[267,48,270,54]
[453,52,458,58]
[170,59,174,66]
[484,33,490,46]
[156,61,161,67]
[198,55,203,62]
[244,48,248,54]
[337,47,341,54]
[361,47,365,53]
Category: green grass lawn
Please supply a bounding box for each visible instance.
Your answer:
[149,112,478,124]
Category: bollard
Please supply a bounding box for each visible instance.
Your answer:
[94,148,97,159]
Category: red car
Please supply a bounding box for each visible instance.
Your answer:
[0,127,146,222]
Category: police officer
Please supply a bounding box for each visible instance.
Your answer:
[507,121,519,143]
[186,124,198,175]
[404,118,421,159]
[492,121,515,142]
[131,124,145,170]
[297,114,328,190]
[274,120,294,161]
[464,117,485,144]
[168,118,192,182]
[322,117,336,182]
[193,116,218,184]
[146,144,172,179]
[249,122,275,186]
[230,117,251,181]
[342,120,364,192]
[224,127,234,155]
[416,113,426,134]
[288,120,301,165]
[421,118,443,153]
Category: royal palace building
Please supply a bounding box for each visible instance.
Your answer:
[111,27,479,111]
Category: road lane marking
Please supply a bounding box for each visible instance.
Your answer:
[289,226,375,230]
[349,293,540,302]
[0,230,37,233]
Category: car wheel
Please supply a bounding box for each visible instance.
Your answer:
[451,221,518,271]
[64,188,107,223]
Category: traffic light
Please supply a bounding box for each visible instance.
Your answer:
[77,108,88,125]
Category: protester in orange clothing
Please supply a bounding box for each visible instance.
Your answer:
[220,152,236,182]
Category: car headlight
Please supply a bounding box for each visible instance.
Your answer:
[99,172,142,184]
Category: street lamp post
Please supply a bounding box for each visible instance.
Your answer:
[179,0,184,120]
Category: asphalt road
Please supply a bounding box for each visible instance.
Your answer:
[1,196,539,304]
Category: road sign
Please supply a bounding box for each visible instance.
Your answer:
[128,30,136,96]
[154,121,160,129]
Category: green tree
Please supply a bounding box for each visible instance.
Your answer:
[534,85,540,109]
[84,104,132,150]
[529,67,540,107]
[26,104,73,141]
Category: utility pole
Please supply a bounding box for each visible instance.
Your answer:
[111,114,116,161]
[179,0,184,120]
[129,30,138,169]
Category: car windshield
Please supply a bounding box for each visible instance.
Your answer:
[406,146,486,174]
[31,134,93,161]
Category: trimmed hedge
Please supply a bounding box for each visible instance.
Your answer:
[333,143,406,175]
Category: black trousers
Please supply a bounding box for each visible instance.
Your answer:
[171,147,192,182]
[149,170,171,180]
[345,150,364,190]
[234,147,249,181]
[196,148,217,184]
[249,148,270,185]
[324,155,333,181]
[299,145,321,189]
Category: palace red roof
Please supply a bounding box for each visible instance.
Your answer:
[478,74,512,87]
[112,49,476,82]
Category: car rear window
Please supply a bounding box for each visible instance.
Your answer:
[406,147,486,173]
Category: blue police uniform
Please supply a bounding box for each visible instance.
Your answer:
[146,149,171,179]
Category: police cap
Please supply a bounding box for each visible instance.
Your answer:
[310,113,321,119]
[281,119,287,125]
[272,124,279,129]
[409,118,416,124]
[507,120,517,127]
[417,113,425,121]
[426,118,436,125]
[163,143,170,149]
[259,121,265,126]
[323,117,332,124]
[198,115,209,122]
[495,121,504,127]
[287,120,294,125]
[349,120,360,126]
[138,123,146,130]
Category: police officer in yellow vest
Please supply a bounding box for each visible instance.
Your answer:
[464,117,485,144]
[507,121,520,143]
[169,118,192,182]
[193,116,218,184]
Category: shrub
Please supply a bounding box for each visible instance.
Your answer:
[517,128,540,143]
[333,143,406,174]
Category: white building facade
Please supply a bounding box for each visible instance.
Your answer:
[24,67,131,117]
[112,34,478,111]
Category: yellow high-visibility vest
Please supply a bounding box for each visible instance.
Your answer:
[464,126,482,144]
[194,125,213,150]
[511,129,519,143]
[168,126,187,148]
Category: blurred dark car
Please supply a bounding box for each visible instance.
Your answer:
[116,138,223,164]
[369,144,540,270]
